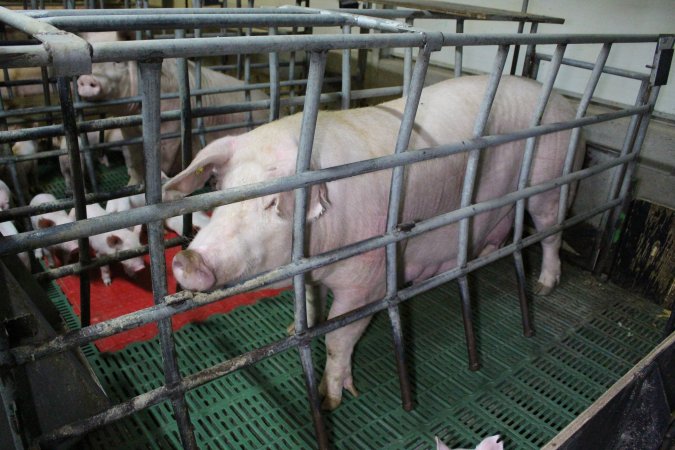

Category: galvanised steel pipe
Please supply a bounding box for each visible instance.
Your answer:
[0,104,651,257]
[535,53,650,81]
[138,59,198,450]
[557,42,611,224]
[383,43,432,412]
[289,50,329,450]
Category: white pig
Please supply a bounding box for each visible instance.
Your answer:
[0,219,30,269]
[436,435,503,450]
[30,193,79,267]
[75,202,145,286]
[106,190,210,236]
[163,75,584,410]
[59,128,120,192]
[76,31,269,185]
[0,179,10,210]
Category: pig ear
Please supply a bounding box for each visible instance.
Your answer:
[434,437,452,450]
[476,435,503,450]
[275,183,329,221]
[163,137,235,199]
[37,217,55,229]
[106,234,123,249]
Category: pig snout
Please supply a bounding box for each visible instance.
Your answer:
[173,249,216,291]
[77,75,102,99]
[123,257,146,278]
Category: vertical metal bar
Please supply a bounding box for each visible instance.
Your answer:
[269,27,280,121]
[39,67,54,156]
[512,43,566,337]
[522,21,539,78]
[590,79,648,270]
[71,79,99,193]
[176,29,193,241]
[0,96,26,207]
[244,26,253,130]
[557,43,611,224]
[57,77,91,328]
[456,44,509,370]
[384,45,432,411]
[341,25,352,110]
[191,1,207,150]
[454,19,464,78]
[510,0,530,75]
[291,51,329,450]
[138,61,197,450]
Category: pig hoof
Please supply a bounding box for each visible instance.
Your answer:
[286,322,296,336]
[103,279,112,286]
[321,395,342,411]
[534,282,554,296]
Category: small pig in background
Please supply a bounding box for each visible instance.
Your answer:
[435,435,503,450]
[0,219,30,269]
[106,189,211,236]
[75,202,145,286]
[59,128,122,193]
[0,179,10,210]
[76,31,269,185]
[30,193,79,267]
[1,125,42,203]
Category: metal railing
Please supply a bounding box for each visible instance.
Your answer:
[0,6,672,449]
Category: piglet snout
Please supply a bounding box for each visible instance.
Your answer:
[173,249,216,292]
[77,75,102,99]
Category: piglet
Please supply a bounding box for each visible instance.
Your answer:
[76,202,145,286]
[29,193,79,267]
[0,179,10,210]
[436,435,503,450]
[0,219,30,269]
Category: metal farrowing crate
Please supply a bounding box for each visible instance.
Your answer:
[0,5,673,449]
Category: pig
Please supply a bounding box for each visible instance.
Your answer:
[106,188,210,236]
[0,219,31,269]
[74,202,145,286]
[436,435,503,450]
[76,32,269,186]
[30,193,80,268]
[0,179,10,210]
[163,75,584,410]
[1,125,41,202]
[59,128,120,192]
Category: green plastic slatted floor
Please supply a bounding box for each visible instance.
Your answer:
[45,250,668,449]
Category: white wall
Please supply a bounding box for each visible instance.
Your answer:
[256,0,675,115]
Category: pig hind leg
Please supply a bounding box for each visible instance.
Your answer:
[319,287,376,410]
[527,190,562,295]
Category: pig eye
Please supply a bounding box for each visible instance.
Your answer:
[264,197,278,211]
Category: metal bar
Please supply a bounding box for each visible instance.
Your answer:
[402,19,414,96]
[269,27,280,120]
[56,76,91,328]
[557,42,611,224]
[341,25,352,109]
[33,198,621,446]
[455,44,509,370]
[176,29,194,242]
[291,51,329,450]
[535,53,650,81]
[454,19,463,77]
[521,22,539,77]
[0,104,650,257]
[383,44,432,410]
[244,26,253,130]
[511,43,566,336]
[71,78,99,193]
[138,60,197,450]
[509,0,529,75]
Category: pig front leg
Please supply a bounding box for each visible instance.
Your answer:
[100,264,112,286]
[318,287,376,410]
[528,196,562,295]
[122,142,145,186]
[286,283,328,335]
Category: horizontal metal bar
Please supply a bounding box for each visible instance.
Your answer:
[0,104,649,257]
[535,52,650,80]
[0,6,90,76]
[1,145,639,367]
[34,195,621,445]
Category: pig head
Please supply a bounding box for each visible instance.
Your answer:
[163,75,582,410]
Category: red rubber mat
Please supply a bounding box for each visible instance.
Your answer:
[55,232,284,353]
